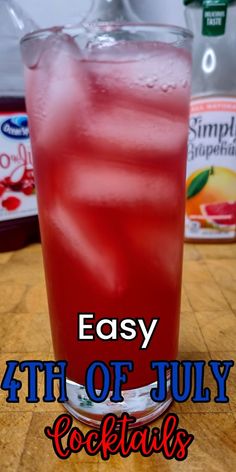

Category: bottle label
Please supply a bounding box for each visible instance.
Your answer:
[202,0,228,37]
[185,97,236,240]
[0,112,38,222]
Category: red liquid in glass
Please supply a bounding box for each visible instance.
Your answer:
[26,39,191,390]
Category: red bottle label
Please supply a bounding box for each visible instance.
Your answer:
[0,112,37,222]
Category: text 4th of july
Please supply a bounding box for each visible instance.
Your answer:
[0,359,234,404]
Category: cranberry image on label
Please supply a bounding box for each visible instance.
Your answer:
[0,182,6,197]
[2,196,21,211]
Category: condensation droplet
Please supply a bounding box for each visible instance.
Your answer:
[182,79,188,88]
[160,82,177,93]
[161,84,169,93]
[146,76,158,89]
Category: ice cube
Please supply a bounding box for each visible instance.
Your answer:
[63,161,178,208]
[45,204,128,296]
[21,35,46,70]
[75,44,190,162]
[88,41,191,120]
[83,104,188,162]
[26,33,92,152]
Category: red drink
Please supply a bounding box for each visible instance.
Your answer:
[22,25,192,426]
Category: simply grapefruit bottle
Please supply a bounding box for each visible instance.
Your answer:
[184,0,236,242]
[0,0,39,251]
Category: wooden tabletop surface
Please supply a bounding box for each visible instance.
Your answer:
[0,242,236,471]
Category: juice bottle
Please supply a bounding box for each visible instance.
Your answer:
[184,0,236,242]
[0,0,39,252]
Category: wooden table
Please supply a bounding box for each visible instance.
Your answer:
[0,243,236,471]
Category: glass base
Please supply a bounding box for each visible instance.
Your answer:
[64,377,173,428]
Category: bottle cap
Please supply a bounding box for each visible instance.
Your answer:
[184,0,233,36]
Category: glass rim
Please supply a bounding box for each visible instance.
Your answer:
[21,22,193,46]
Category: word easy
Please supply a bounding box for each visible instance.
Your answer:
[77,313,159,349]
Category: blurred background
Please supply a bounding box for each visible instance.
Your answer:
[19,0,186,28]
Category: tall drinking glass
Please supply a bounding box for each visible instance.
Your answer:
[21,24,192,427]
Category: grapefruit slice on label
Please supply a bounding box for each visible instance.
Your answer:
[200,201,236,226]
